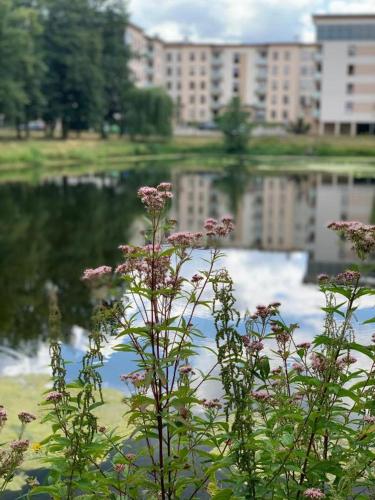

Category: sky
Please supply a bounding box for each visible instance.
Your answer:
[128,0,375,43]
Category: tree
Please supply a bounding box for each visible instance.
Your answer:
[42,0,104,138]
[0,0,45,137]
[217,97,251,153]
[124,87,173,140]
[288,117,311,135]
[98,0,132,138]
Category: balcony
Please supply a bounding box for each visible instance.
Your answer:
[255,84,267,95]
[312,108,320,118]
[256,72,267,81]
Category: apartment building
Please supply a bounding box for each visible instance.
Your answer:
[126,23,165,87]
[313,14,375,135]
[125,14,375,134]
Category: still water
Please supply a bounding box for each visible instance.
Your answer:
[0,162,374,388]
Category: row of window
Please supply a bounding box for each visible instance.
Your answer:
[166,66,208,77]
[270,109,289,120]
[317,24,375,42]
[270,94,290,105]
[166,51,208,62]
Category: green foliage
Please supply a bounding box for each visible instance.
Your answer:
[213,263,375,498]
[0,0,45,134]
[125,87,174,140]
[288,117,311,135]
[217,97,251,153]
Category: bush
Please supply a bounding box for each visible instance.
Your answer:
[30,185,375,499]
[217,97,251,154]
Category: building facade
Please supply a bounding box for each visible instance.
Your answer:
[313,14,375,135]
[125,14,375,135]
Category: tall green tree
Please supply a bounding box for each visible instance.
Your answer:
[99,0,132,138]
[125,87,173,140]
[42,0,104,138]
[0,0,44,137]
[217,97,251,153]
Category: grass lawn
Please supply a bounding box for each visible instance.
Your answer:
[0,132,374,182]
[0,375,127,494]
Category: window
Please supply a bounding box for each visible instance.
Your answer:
[272,80,278,91]
[271,110,277,119]
[233,52,240,64]
[301,66,308,76]
[166,67,172,76]
[177,81,181,90]
[166,52,172,62]
[233,83,239,93]
[283,80,289,91]
[271,94,277,105]
[282,110,288,120]
[190,95,195,104]
[200,81,206,90]
[189,81,195,90]
[272,51,279,60]
[201,51,207,61]
[283,95,289,105]
[166,81,172,90]
[284,65,290,76]
[284,50,290,60]
[189,52,195,61]
[272,66,278,76]
[348,64,355,75]
[345,102,353,112]
[200,109,205,118]
[200,66,206,76]
[200,95,206,104]
[348,45,356,56]
[347,83,354,94]
[189,67,195,76]
[177,67,181,76]
[177,52,181,62]
[233,68,240,78]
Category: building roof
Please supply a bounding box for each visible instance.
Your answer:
[313,14,375,21]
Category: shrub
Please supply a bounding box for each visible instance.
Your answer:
[32,183,375,499]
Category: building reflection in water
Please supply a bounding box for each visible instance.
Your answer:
[171,170,375,281]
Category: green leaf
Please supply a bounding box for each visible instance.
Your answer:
[211,489,234,500]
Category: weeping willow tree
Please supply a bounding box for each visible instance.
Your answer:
[124,87,173,140]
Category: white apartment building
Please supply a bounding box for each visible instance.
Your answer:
[126,14,375,135]
[313,14,375,135]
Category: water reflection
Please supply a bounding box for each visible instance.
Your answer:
[0,164,374,381]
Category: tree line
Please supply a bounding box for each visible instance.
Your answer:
[0,0,173,139]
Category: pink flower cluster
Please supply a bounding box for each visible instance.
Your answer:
[167,231,203,247]
[179,364,195,375]
[120,372,146,386]
[292,362,304,373]
[204,216,234,238]
[245,339,264,352]
[364,415,375,424]
[296,342,311,350]
[116,244,174,291]
[250,303,280,321]
[10,439,29,453]
[310,353,327,374]
[336,354,357,369]
[251,390,271,402]
[81,266,112,282]
[114,463,126,473]
[303,488,325,499]
[191,273,204,284]
[137,183,173,211]
[202,398,222,410]
[336,270,360,284]
[317,273,330,283]
[18,412,36,424]
[45,391,64,403]
[328,220,375,258]
[0,406,7,427]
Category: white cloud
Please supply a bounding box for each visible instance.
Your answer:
[129,0,375,43]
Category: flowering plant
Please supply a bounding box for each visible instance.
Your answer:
[33,183,235,499]
[213,222,375,498]
[0,405,35,493]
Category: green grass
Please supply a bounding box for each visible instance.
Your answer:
[0,132,374,183]
[0,375,127,493]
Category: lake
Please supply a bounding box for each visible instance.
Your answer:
[0,161,374,389]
